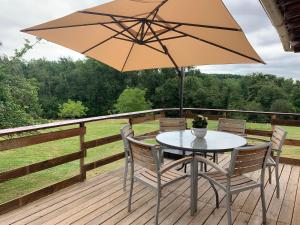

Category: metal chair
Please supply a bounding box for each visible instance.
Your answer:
[121,124,162,191]
[127,136,193,225]
[159,117,187,157]
[120,124,134,191]
[218,118,246,136]
[159,118,189,170]
[215,118,246,163]
[267,126,287,198]
[196,142,272,225]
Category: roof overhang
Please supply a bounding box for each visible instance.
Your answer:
[260,0,300,53]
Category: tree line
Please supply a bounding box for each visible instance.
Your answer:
[0,46,299,128]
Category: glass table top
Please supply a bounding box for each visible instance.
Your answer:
[156,130,247,153]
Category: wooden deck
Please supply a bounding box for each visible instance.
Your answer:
[0,155,299,225]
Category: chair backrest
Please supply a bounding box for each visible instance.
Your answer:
[120,124,134,154]
[159,118,187,132]
[218,118,246,136]
[229,142,272,176]
[127,137,159,172]
[271,126,287,152]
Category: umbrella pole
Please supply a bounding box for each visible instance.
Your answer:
[179,67,185,117]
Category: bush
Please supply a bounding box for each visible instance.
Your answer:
[58,99,88,118]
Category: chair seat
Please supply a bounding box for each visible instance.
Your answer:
[267,157,276,166]
[135,168,187,188]
[201,171,258,192]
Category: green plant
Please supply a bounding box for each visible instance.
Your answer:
[192,115,208,128]
[114,88,152,113]
[58,99,88,118]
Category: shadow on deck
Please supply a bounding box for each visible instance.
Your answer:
[0,155,299,225]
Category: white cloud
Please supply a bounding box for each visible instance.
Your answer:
[1,0,299,79]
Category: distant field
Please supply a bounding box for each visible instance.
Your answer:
[0,119,299,204]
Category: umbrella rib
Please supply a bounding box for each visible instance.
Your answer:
[146,0,169,19]
[143,24,181,42]
[142,1,168,40]
[151,20,242,32]
[121,18,146,71]
[143,44,166,54]
[146,34,187,43]
[114,37,134,43]
[121,43,135,71]
[152,22,264,64]
[82,21,140,54]
[146,22,181,74]
[21,20,138,32]
[79,11,242,32]
[101,23,136,41]
[110,16,138,40]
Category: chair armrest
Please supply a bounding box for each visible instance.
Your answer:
[160,157,193,174]
[246,136,268,143]
[195,156,228,175]
[134,134,157,140]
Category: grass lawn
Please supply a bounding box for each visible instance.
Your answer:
[0,119,299,204]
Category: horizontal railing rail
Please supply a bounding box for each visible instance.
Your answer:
[0,108,299,214]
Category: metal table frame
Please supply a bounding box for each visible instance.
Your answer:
[156,130,247,215]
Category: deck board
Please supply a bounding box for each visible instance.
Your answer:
[0,155,299,225]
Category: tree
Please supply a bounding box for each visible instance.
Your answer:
[0,67,43,128]
[58,99,88,118]
[270,99,295,113]
[114,88,151,113]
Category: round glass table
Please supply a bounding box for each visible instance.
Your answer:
[156,130,247,215]
[156,130,247,153]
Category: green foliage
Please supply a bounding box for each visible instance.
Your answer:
[192,115,208,128]
[58,99,88,118]
[114,88,151,113]
[13,38,41,60]
[1,41,299,125]
[270,99,296,113]
[0,55,43,128]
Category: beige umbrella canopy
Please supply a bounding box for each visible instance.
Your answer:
[22,0,264,115]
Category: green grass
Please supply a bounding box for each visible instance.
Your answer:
[0,119,299,204]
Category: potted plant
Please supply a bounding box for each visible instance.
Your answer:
[191,115,208,138]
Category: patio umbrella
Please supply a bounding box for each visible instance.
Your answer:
[22,0,264,117]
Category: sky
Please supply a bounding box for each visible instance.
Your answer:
[1,0,300,79]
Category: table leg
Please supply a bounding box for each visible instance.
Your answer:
[191,156,198,215]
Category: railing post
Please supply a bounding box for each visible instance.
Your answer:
[80,122,86,181]
[271,114,277,131]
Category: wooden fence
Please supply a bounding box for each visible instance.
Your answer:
[0,108,299,214]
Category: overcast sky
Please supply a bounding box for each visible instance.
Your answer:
[1,0,300,79]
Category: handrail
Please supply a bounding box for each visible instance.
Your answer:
[0,109,165,136]
[0,107,299,136]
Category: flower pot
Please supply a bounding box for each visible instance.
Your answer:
[191,128,207,138]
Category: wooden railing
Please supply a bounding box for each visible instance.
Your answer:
[0,108,299,214]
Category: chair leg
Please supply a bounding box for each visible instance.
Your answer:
[128,165,134,212]
[159,149,164,165]
[200,162,204,172]
[268,166,272,184]
[275,164,280,198]
[226,192,232,225]
[123,157,129,191]
[209,181,219,208]
[155,189,161,225]
[213,153,218,164]
[204,152,207,172]
[260,183,267,224]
